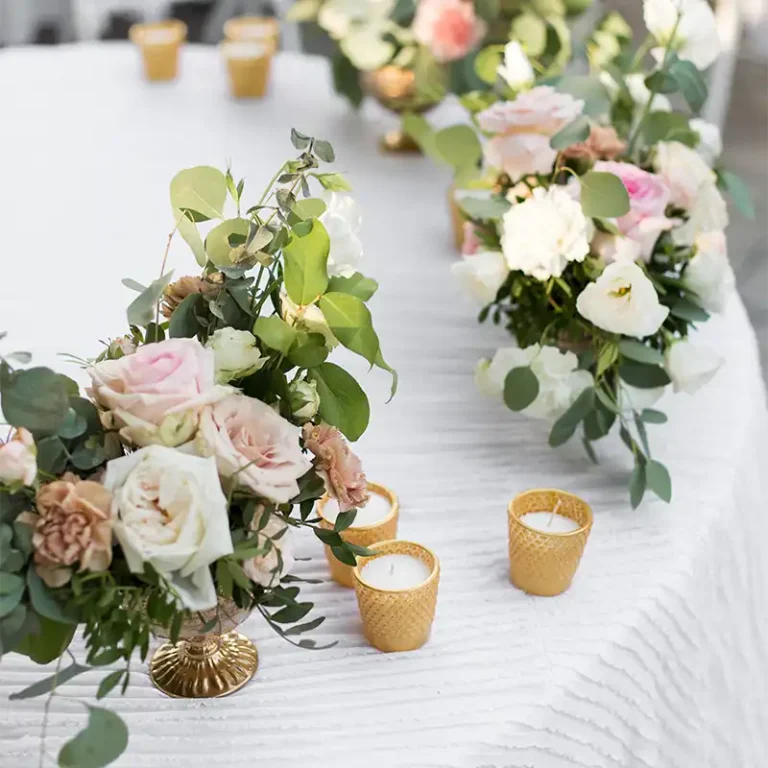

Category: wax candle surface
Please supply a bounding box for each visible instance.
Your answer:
[322,492,392,527]
[360,554,431,590]
[222,41,268,60]
[141,28,179,44]
[237,23,273,40]
[519,511,580,533]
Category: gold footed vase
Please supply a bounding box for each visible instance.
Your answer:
[363,66,444,154]
[150,600,258,698]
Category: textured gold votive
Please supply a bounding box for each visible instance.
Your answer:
[222,46,272,99]
[508,489,593,597]
[129,20,187,82]
[317,482,399,588]
[224,16,280,52]
[353,540,440,653]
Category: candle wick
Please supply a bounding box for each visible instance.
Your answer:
[548,500,562,528]
[389,563,394,576]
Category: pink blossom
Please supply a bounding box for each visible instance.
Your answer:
[462,221,480,255]
[593,161,676,260]
[303,423,369,512]
[413,0,486,63]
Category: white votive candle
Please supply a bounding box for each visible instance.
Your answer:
[221,40,268,60]
[141,28,179,44]
[360,555,431,590]
[321,492,393,528]
[519,511,580,533]
[238,23,273,40]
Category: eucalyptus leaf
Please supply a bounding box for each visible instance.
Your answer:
[283,219,330,305]
[629,459,647,509]
[434,125,482,173]
[619,361,671,389]
[646,460,672,502]
[1,367,71,432]
[174,208,207,267]
[580,171,630,218]
[314,140,335,163]
[168,294,201,338]
[718,171,755,219]
[170,166,227,221]
[550,115,591,150]
[503,367,539,412]
[457,195,510,220]
[667,296,709,323]
[553,75,612,117]
[668,55,707,113]
[314,172,352,192]
[15,614,76,664]
[641,408,668,424]
[292,198,327,221]
[205,218,250,267]
[27,567,78,625]
[618,340,664,366]
[126,273,173,327]
[9,662,90,700]
[290,128,311,150]
[58,705,129,768]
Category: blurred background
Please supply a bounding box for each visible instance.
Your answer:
[0,0,766,373]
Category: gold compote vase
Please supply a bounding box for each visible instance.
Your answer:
[150,598,258,699]
[363,65,445,153]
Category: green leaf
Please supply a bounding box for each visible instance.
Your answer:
[550,115,591,150]
[629,460,647,509]
[292,198,327,221]
[290,128,311,150]
[473,45,505,84]
[126,272,173,327]
[580,171,631,218]
[205,218,250,267]
[314,139,335,163]
[330,544,357,567]
[58,407,88,439]
[283,219,330,305]
[318,293,380,365]
[58,705,129,768]
[641,408,668,424]
[174,208,207,267]
[596,342,619,378]
[9,662,89,700]
[35,435,69,475]
[582,437,598,464]
[253,316,298,356]
[170,166,227,222]
[0,572,24,596]
[646,460,672,502]
[96,670,125,700]
[0,581,23,618]
[334,510,357,532]
[27,568,78,625]
[1,367,71,432]
[668,55,707,113]
[374,350,398,401]
[584,405,615,440]
[553,75,612,117]
[89,648,125,667]
[270,602,313,624]
[282,616,325,636]
[502,367,540,412]
[308,363,370,442]
[314,173,353,192]
[434,125,482,172]
[16,615,76,664]
[644,69,678,95]
[667,295,709,323]
[402,113,442,162]
[549,387,595,448]
[718,171,755,219]
[511,12,548,56]
[331,52,364,108]
[634,412,650,456]
[618,340,664,366]
[641,111,694,146]
[327,273,378,301]
[619,361,671,389]
[475,0,500,23]
[168,294,202,338]
[457,195,510,221]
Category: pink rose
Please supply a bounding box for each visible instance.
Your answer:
[593,161,676,260]
[87,338,227,447]
[302,423,369,512]
[477,87,584,180]
[462,221,480,255]
[413,0,486,63]
[197,394,312,504]
[0,429,37,486]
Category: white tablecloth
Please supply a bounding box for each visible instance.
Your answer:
[1,45,767,768]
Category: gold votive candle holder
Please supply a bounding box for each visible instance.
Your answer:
[353,540,440,653]
[129,20,187,82]
[317,482,399,588]
[221,41,272,99]
[224,16,279,52]
[507,489,593,597]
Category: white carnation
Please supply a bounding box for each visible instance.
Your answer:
[502,186,590,281]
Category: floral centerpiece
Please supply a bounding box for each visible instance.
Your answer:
[0,130,394,765]
[408,0,753,507]
[288,0,592,107]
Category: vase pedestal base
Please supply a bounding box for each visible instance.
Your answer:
[380,129,421,153]
[150,631,258,699]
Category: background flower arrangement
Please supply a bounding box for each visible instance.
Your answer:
[288,0,593,106]
[0,130,394,765]
[408,0,754,507]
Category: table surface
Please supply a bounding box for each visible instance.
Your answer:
[1,44,767,768]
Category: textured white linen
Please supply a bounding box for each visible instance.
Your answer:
[0,45,767,768]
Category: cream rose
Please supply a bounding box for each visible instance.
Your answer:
[281,292,338,348]
[87,337,228,448]
[452,250,509,305]
[502,186,590,281]
[665,339,723,394]
[288,379,321,423]
[206,328,266,384]
[321,192,364,278]
[241,513,294,588]
[576,261,670,339]
[0,429,37,487]
[104,446,233,611]
[683,231,734,313]
[197,394,312,503]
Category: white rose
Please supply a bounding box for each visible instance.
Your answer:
[690,118,723,166]
[497,41,534,90]
[241,513,294,588]
[197,394,312,503]
[104,446,233,611]
[672,182,729,246]
[288,378,321,422]
[683,231,734,312]
[0,429,37,487]
[643,0,720,70]
[664,338,723,394]
[476,344,594,421]
[502,186,590,281]
[452,251,510,305]
[576,261,670,339]
[591,232,644,264]
[281,292,338,348]
[206,328,267,384]
[320,191,363,278]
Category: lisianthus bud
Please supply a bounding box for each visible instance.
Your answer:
[0,429,37,487]
[288,379,321,423]
[107,336,137,359]
[206,328,267,384]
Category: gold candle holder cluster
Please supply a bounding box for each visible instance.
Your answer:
[129,20,188,82]
[221,16,279,100]
[507,489,593,597]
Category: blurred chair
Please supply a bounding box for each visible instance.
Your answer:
[72,0,173,39]
[202,0,300,49]
[0,0,76,45]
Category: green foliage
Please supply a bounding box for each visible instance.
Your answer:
[170,166,227,221]
[641,112,697,146]
[553,75,612,117]
[646,460,672,502]
[58,705,128,768]
[309,363,370,442]
[580,171,631,218]
[283,219,330,305]
[0,365,71,432]
[667,55,707,113]
[503,367,539,411]
[126,273,174,327]
[619,361,671,389]
[319,293,381,365]
[549,388,595,447]
[718,171,755,219]
[206,218,250,266]
[550,116,591,150]
[332,53,364,108]
[327,272,378,301]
